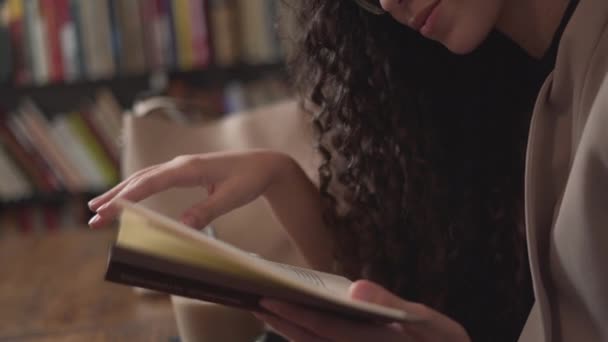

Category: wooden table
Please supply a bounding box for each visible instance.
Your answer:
[0,227,178,341]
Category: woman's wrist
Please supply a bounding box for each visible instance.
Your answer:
[260,151,334,271]
[263,152,304,202]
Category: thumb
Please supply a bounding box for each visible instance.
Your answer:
[349,280,430,322]
[179,180,244,229]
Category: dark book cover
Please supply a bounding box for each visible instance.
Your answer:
[68,0,86,79]
[162,0,178,69]
[105,245,396,323]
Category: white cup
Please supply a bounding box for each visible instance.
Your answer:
[171,295,265,342]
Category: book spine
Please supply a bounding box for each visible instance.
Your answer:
[172,0,194,70]
[80,0,115,79]
[6,0,29,84]
[25,0,49,84]
[68,0,86,79]
[163,0,178,69]
[56,0,78,81]
[0,5,11,83]
[79,110,120,169]
[107,0,122,72]
[18,101,85,191]
[21,0,34,84]
[40,0,64,82]
[50,116,108,189]
[94,0,116,79]
[139,0,160,69]
[106,259,262,312]
[0,119,52,192]
[188,0,210,68]
[209,0,238,66]
[0,145,33,201]
[6,115,64,191]
[93,89,123,144]
[66,111,119,186]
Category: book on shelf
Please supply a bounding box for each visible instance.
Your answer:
[236,0,281,65]
[0,0,288,87]
[208,0,239,67]
[0,116,58,192]
[105,199,415,323]
[0,76,290,204]
[109,0,146,75]
[0,12,11,83]
[78,0,115,80]
[0,90,123,199]
[0,143,33,201]
[16,100,86,192]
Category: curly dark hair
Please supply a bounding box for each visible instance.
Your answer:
[286,1,555,341]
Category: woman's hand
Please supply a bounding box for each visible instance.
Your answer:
[88,149,292,229]
[255,280,471,342]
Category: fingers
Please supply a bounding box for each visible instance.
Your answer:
[88,164,158,211]
[349,281,471,341]
[348,280,430,322]
[253,313,328,342]
[260,299,402,342]
[89,157,208,229]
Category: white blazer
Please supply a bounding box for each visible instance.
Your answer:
[519,0,608,340]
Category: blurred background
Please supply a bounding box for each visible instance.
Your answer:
[0,0,297,340]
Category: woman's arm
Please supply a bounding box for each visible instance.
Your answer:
[264,154,334,272]
[88,150,334,272]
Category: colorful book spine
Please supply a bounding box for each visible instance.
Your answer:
[68,0,86,78]
[50,115,108,189]
[0,145,33,201]
[7,113,65,191]
[5,0,27,83]
[78,0,115,79]
[0,118,54,192]
[157,0,179,70]
[40,0,64,82]
[17,100,85,191]
[139,0,161,69]
[55,0,77,81]
[188,0,210,68]
[209,0,239,66]
[65,111,119,186]
[172,0,195,70]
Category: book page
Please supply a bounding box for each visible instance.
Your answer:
[117,206,351,294]
[259,259,352,294]
[114,199,409,322]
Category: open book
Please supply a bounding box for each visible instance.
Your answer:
[104,199,413,323]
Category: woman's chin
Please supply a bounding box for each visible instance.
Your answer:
[441,32,487,55]
[445,42,478,55]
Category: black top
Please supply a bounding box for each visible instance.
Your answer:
[541,0,580,70]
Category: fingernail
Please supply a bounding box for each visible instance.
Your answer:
[182,215,196,227]
[88,198,100,208]
[96,203,110,213]
[88,215,100,226]
[350,284,376,302]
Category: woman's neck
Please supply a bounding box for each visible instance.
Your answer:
[496,0,570,59]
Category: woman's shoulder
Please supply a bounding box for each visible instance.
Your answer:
[552,0,608,121]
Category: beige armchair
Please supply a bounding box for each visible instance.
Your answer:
[121,99,318,341]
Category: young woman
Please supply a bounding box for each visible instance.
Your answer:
[89,0,608,340]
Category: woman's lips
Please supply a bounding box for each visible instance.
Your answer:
[410,0,441,32]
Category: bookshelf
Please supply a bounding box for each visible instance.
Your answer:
[0,0,294,231]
